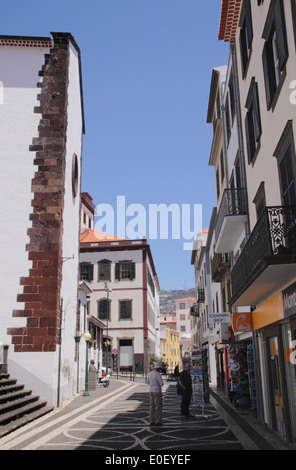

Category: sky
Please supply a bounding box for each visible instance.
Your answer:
[1,0,230,291]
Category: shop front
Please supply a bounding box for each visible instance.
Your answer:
[253,284,296,444]
[230,313,256,409]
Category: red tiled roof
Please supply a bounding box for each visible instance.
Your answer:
[80,229,125,244]
[218,0,242,43]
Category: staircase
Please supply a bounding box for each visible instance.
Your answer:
[0,373,53,438]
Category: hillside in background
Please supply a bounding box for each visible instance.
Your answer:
[159,288,196,315]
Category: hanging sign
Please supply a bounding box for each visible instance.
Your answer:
[209,312,231,324]
[232,312,253,333]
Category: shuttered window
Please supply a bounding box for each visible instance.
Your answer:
[245,80,262,164]
[115,261,136,281]
[79,263,93,282]
[119,300,132,320]
[239,0,253,78]
[262,0,288,110]
[98,259,111,281]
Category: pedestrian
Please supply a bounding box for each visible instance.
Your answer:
[147,362,164,426]
[178,362,192,418]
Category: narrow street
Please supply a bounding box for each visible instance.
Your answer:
[0,378,288,453]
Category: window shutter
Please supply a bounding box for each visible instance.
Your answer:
[240,27,248,78]
[245,0,253,48]
[262,43,272,110]
[115,263,121,280]
[130,262,136,280]
[88,264,94,281]
[274,0,288,71]
[253,83,262,143]
[245,113,252,164]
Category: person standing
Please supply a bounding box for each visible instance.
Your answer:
[147,362,164,425]
[178,362,192,418]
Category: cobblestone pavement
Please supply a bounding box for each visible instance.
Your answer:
[0,379,289,454]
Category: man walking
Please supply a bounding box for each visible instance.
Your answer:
[147,362,164,426]
[178,362,192,418]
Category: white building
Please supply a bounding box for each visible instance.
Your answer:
[79,230,160,374]
[219,0,296,443]
[0,33,85,407]
[174,296,195,358]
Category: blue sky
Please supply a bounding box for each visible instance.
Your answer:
[2,0,230,291]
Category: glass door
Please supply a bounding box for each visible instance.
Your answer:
[263,326,285,436]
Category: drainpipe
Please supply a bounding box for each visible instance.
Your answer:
[57,297,63,408]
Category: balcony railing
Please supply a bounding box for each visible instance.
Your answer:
[196,289,205,303]
[231,206,296,304]
[215,188,247,244]
[211,253,231,283]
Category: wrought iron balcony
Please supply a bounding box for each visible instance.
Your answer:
[196,289,205,303]
[215,188,248,253]
[230,206,296,307]
[211,252,231,283]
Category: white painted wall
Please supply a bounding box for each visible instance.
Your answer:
[234,0,296,230]
[0,46,50,344]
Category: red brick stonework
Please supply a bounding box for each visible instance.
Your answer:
[8,33,72,353]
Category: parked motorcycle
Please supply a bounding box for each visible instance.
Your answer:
[97,375,110,388]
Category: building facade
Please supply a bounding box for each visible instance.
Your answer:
[79,230,160,375]
[0,33,85,407]
[204,0,296,444]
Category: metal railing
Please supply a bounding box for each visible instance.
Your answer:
[231,206,296,302]
[215,188,247,244]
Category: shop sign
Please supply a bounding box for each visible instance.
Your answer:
[283,282,296,318]
[208,312,231,324]
[232,312,253,333]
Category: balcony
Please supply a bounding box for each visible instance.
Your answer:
[230,206,296,307]
[211,252,231,283]
[215,188,248,253]
[196,289,205,303]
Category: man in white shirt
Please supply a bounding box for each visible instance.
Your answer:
[147,362,164,426]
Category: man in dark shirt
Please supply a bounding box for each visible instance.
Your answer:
[178,362,192,418]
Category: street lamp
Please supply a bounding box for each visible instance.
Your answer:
[83,330,91,396]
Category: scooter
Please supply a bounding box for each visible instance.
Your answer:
[97,375,110,388]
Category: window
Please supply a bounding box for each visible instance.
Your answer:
[180,303,185,309]
[292,0,296,50]
[225,97,231,144]
[239,0,253,78]
[216,167,220,199]
[80,263,93,282]
[98,299,110,321]
[119,300,132,320]
[115,261,136,281]
[180,314,186,321]
[229,73,236,124]
[262,0,288,110]
[274,121,296,206]
[245,79,262,164]
[98,259,111,281]
[253,182,266,219]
